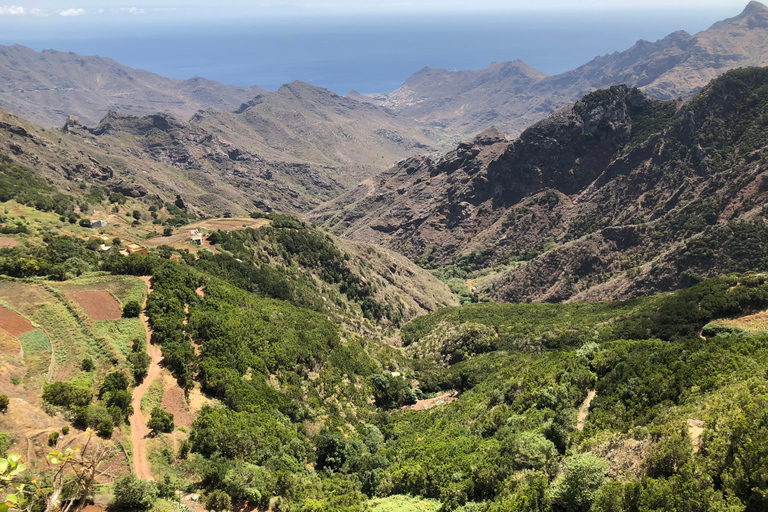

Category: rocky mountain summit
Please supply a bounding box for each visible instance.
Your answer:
[315,67,768,303]
[373,2,768,136]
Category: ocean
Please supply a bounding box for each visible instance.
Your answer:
[0,9,736,94]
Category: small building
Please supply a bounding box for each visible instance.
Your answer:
[98,244,113,254]
[190,229,203,245]
[90,219,108,229]
[125,243,148,256]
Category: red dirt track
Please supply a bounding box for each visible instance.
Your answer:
[69,291,123,321]
[0,306,35,336]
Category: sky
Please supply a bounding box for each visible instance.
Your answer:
[0,0,755,19]
[0,0,756,92]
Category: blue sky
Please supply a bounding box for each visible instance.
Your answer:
[0,0,755,18]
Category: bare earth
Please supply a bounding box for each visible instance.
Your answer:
[577,390,597,431]
[687,419,705,452]
[0,306,35,337]
[69,291,122,321]
[0,327,20,354]
[130,277,163,481]
[403,391,458,411]
[0,237,17,248]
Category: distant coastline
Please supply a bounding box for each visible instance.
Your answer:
[0,9,734,94]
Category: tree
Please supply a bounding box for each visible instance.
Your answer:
[551,454,609,512]
[132,210,142,220]
[99,371,129,397]
[112,473,158,510]
[122,300,141,318]
[204,489,232,512]
[78,219,91,228]
[80,358,94,372]
[163,227,173,236]
[128,351,151,381]
[147,407,174,434]
[0,395,8,412]
[369,374,416,410]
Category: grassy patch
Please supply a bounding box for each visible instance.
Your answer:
[18,329,50,356]
[369,495,441,512]
[95,318,145,356]
[142,376,164,413]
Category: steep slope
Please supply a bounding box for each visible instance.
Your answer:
[314,67,768,302]
[190,81,444,191]
[0,78,443,216]
[0,44,267,127]
[375,2,768,135]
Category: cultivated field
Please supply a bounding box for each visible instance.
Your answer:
[69,290,123,321]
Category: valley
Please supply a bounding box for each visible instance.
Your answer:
[3,3,768,512]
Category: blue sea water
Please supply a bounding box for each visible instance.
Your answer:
[0,9,736,94]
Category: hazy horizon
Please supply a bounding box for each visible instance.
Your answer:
[0,4,752,93]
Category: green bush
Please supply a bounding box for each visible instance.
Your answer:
[551,454,608,512]
[122,300,142,318]
[99,371,129,397]
[204,489,232,512]
[81,358,95,372]
[147,407,174,433]
[42,382,91,408]
[0,395,8,412]
[112,473,158,510]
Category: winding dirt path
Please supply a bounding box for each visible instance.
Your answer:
[130,276,163,481]
[577,390,597,431]
[46,341,55,382]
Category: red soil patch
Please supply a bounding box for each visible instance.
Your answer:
[161,374,195,428]
[69,291,123,321]
[403,391,458,411]
[0,237,17,248]
[0,306,35,337]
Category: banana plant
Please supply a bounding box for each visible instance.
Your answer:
[1,454,28,512]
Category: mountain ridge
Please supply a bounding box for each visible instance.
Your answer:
[314,66,768,303]
[371,2,768,136]
[0,43,268,127]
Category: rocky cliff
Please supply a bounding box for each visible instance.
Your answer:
[315,67,768,302]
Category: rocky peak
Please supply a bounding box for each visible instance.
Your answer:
[742,1,768,16]
[471,126,507,146]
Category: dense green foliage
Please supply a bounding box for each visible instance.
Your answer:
[0,156,77,216]
[111,473,158,510]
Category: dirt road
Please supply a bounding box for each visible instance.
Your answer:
[130,276,163,481]
[577,390,596,431]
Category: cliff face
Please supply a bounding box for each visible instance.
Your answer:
[315,67,768,302]
[374,2,768,136]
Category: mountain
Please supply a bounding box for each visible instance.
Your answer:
[373,2,768,136]
[0,78,442,216]
[313,67,768,303]
[0,44,267,127]
[190,81,444,192]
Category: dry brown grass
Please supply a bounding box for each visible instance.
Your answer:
[716,309,768,333]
